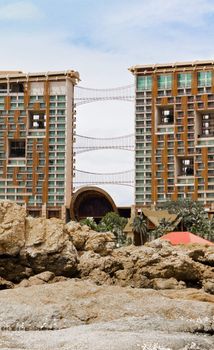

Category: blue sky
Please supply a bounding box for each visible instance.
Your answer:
[1,0,214,205]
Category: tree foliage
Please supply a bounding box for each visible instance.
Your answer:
[151,218,172,240]
[133,213,148,245]
[161,199,214,241]
[80,217,98,231]
[98,212,128,246]
[80,212,128,247]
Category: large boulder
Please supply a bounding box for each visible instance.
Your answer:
[65,221,90,250]
[0,201,26,256]
[20,217,78,276]
[77,241,214,291]
[85,231,115,256]
[65,221,116,255]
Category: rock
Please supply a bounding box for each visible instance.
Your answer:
[152,277,186,290]
[203,279,214,294]
[20,217,78,277]
[0,201,26,256]
[33,271,55,282]
[66,222,116,255]
[78,251,122,280]
[76,243,214,292]
[0,276,14,290]
[28,271,55,286]
[16,279,30,288]
[87,269,112,285]
[16,272,55,288]
[0,280,214,350]
[0,200,213,294]
[201,247,214,266]
[85,231,115,256]
[51,276,69,283]
[65,221,89,250]
[145,238,172,249]
[188,248,205,262]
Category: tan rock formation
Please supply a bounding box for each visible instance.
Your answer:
[65,221,115,255]
[0,201,26,256]
[85,231,115,256]
[0,201,213,295]
[0,276,14,289]
[0,280,214,350]
[20,217,78,276]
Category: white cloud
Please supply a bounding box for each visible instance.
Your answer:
[83,0,214,55]
[0,1,43,20]
[108,0,214,28]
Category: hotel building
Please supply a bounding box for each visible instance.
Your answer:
[0,70,79,219]
[129,61,214,212]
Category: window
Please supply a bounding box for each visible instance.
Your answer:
[157,107,174,125]
[137,76,152,91]
[9,140,26,158]
[10,83,24,93]
[177,157,194,176]
[47,209,61,219]
[27,209,42,218]
[158,75,172,89]
[178,73,192,88]
[0,83,7,93]
[197,112,214,137]
[198,71,212,87]
[29,111,46,129]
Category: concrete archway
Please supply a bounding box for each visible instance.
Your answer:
[71,186,118,221]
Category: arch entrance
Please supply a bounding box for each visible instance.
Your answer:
[71,186,118,221]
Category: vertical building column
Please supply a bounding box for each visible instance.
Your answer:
[191,69,198,95]
[151,73,158,204]
[181,96,188,156]
[212,68,214,93]
[65,78,74,209]
[172,71,178,96]
[61,205,66,221]
[42,79,50,206]
[24,80,30,109]
[201,147,208,191]
[163,134,168,196]
[42,204,47,218]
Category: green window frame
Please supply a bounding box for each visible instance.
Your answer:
[178,73,192,88]
[158,75,172,89]
[198,71,212,87]
[137,76,152,91]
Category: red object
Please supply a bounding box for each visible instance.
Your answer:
[160,231,214,246]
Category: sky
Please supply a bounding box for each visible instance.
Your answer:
[1,0,214,206]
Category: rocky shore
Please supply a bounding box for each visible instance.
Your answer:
[0,201,214,349]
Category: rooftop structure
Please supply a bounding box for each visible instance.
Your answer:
[0,69,79,220]
[130,60,214,211]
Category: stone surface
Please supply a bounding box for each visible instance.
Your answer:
[152,277,186,290]
[0,201,213,294]
[0,276,14,290]
[16,271,55,288]
[65,221,116,255]
[0,280,213,349]
[77,242,214,292]
[203,279,214,294]
[65,221,89,250]
[85,231,115,255]
[0,201,26,256]
[19,216,78,279]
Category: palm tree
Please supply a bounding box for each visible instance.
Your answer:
[133,213,148,245]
